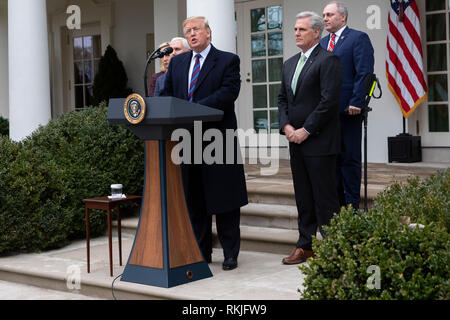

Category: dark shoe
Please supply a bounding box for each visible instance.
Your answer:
[222,258,238,270]
[282,247,315,265]
[205,256,212,264]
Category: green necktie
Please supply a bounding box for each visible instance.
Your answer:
[291,54,307,94]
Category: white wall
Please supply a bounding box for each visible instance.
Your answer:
[113,0,154,95]
[283,0,402,163]
[0,0,8,118]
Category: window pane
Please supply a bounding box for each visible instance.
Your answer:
[73,37,83,60]
[427,44,447,71]
[269,83,281,108]
[253,85,267,109]
[429,104,449,132]
[85,85,94,107]
[428,74,448,101]
[268,32,283,56]
[252,60,267,83]
[254,110,268,132]
[251,34,266,58]
[74,62,83,84]
[427,13,446,41]
[83,36,93,59]
[268,58,283,82]
[75,86,84,109]
[251,8,266,32]
[84,61,93,84]
[426,0,445,11]
[269,110,279,132]
[267,6,282,30]
[93,35,102,58]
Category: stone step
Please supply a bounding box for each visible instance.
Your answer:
[119,216,322,255]
[246,178,384,207]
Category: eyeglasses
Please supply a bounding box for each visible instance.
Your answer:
[184,26,202,35]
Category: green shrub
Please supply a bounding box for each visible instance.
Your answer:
[93,45,133,105]
[373,170,450,233]
[0,103,144,255]
[299,170,450,300]
[0,116,8,136]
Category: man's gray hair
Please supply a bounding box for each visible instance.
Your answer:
[327,1,348,22]
[296,11,324,39]
[170,37,189,49]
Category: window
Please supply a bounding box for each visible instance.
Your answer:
[250,5,283,133]
[425,0,450,132]
[73,35,101,110]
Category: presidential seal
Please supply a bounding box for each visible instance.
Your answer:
[124,93,146,124]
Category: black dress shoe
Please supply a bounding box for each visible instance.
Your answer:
[205,256,212,264]
[222,258,238,270]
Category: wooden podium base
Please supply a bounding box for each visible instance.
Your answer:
[120,140,212,288]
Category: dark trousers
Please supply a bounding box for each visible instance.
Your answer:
[337,115,362,210]
[289,144,339,250]
[184,164,240,261]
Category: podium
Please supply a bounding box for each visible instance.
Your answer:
[107,95,223,287]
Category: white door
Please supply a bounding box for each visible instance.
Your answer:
[414,1,450,152]
[236,0,289,158]
[62,23,102,112]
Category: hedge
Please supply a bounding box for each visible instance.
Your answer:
[0,103,144,255]
[299,169,450,300]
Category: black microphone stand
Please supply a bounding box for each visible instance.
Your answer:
[143,47,170,97]
[362,74,382,212]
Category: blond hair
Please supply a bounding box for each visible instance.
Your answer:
[183,16,212,42]
[157,41,170,72]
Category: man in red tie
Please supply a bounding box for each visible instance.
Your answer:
[321,1,375,211]
[162,16,248,271]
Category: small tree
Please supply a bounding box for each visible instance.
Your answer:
[92,45,132,105]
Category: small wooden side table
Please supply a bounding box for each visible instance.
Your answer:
[83,195,142,277]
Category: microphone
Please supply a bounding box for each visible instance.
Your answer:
[143,47,174,96]
[153,47,173,59]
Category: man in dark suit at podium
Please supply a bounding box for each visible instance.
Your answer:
[162,16,248,271]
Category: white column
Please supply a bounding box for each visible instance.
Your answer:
[186,0,236,53]
[0,0,9,119]
[8,0,51,141]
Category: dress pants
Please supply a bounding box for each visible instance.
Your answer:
[336,115,363,210]
[184,164,241,261]
[289,143,339,250]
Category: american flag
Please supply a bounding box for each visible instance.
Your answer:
[386,0,428,118]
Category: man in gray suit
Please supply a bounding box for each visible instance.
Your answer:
[278,11,342,264]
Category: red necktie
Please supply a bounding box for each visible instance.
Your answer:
[328,33,337,52]
[188,54,201,102]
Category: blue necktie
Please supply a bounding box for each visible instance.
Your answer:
[188,54,201,102]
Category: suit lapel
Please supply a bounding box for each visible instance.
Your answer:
[182,52,193,100]
[193,45,218,94]
[294,45,320,97]
[288,52,302,97]
[332,27,350,53]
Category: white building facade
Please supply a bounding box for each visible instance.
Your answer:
[0,0,448,163]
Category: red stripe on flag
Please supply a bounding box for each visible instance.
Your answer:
[387,41,420,102]
[387,17,427,92]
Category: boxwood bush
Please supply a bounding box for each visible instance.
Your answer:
[0,116,8,136]
[299,169,450,300]
[0,103,144,255]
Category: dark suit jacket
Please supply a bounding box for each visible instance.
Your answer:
[320,27,374,113]
[278,45,343,156]
[162,44,248,215]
